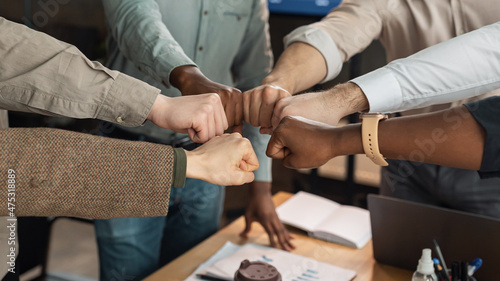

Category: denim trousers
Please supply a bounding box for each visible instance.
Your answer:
[94,178,225,281]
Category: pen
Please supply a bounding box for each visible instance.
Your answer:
[451,261,459,281]
[433,240,450,281]
[468,258,483,276]
[433,258,444,280]
[461,261,468,281]
[196,274,228,281]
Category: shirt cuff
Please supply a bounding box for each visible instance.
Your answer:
[172,147,187,188]
[350,67,403,113]
[242,123,272,182]
[284,26,343,83]
[97,73,160,127]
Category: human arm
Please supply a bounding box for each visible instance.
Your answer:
[102,0,243,129]
[243,0,383,128]
[267,101,488,171]
[0,127,179,219]
[231,0,295,250]
[240,181,295,251]
[269,82,368,130]
[185,133,259,186]
[0,129,258,218]
[0,17,227,142]
[272,21,500,128]
[351,21,500,113]
[148,93,228,143]
[241,126,295,250]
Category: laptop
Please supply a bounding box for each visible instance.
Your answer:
[367,194,500,280]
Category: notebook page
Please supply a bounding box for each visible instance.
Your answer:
[312,206,371,248]
[276,191,340,232]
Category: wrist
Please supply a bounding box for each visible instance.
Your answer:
[261,74,294,94]
[249,181,272,195]
[332,124,364,158]
[185,149,206,180]
[342,82,370,113]
[147,94,170,126]
[169,65,203,94]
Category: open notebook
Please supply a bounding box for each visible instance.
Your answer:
[276,191,371,248]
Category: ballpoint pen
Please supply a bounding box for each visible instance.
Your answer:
[433,258,444,280]
[461,261,468,281]
[433,240,450,281]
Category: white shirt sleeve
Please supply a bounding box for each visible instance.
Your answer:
[351,22,500,113]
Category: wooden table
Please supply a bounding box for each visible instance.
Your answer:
[145,192,413,281]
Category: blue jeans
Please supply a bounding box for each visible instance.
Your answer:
[94,178,225,281]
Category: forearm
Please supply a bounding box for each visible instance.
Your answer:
[0,128,180,218]
[249,181,272,196]
[102,0,195,87]
[336,106,485,170]
[263,42,327,94]
[0,17,159,127]
[379,106,485,169]
[232,0,274,92]
[353,22,500,113]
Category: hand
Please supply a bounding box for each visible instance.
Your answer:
[170,66,244,131]
[271,82,369,130]
[240,182,295,251]
[267,116,340,169]
[147,94,228,143]
[242,84,291,133]
[185,133,259,185]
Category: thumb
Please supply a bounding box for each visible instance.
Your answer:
[187,128,198,142]
[240,159,259,172]
[189,127,209,143]
[282,154,301,169]
[235,170,255,185]
[241,146,259,172]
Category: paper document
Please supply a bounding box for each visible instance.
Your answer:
[185,242,356,281]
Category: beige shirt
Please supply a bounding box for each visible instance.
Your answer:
[285,0,500,113]
[0,17,160,130]
[0,17,180,278]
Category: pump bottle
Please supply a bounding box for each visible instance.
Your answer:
[412,248,438,281]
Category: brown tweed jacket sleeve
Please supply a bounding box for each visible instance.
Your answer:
[0,127,176,219]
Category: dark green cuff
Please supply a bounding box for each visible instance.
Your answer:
[172,148,186,188]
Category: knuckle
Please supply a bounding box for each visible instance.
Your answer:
[208,93,222,103]
[261,86,276,97]
[200,103,214,113]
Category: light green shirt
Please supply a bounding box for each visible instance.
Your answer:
[102,0,273,182]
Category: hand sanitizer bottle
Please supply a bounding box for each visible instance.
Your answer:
[412,248,438,281]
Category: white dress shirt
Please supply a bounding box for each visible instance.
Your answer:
[352,22,500,113]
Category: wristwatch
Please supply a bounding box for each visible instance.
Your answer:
[359,113,389,166]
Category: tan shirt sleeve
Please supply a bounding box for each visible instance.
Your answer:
[0,127,185,219]
[308,0,384,63]
[0,17,159,127]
